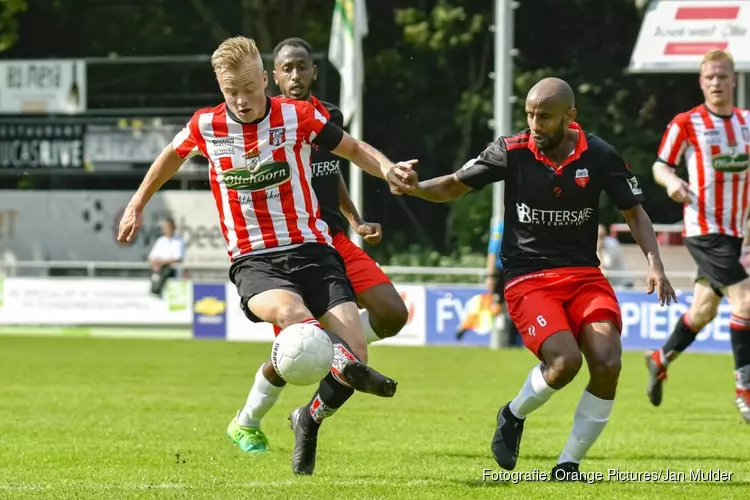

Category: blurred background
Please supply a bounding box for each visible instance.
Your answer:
[0,0,748,349]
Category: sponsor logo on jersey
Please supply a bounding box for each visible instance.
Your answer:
[575,168,589,188]
[311,160,341,177]
[712,148,750,173]
[703,129,723,146]
[224,161,291,191]
[516,203,594,227]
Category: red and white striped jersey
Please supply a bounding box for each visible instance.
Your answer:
[171,97,333,260]
[657,105,750,238]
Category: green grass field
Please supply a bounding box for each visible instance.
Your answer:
[1,336,749,499]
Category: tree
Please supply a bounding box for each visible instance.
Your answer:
[0,0,27,52]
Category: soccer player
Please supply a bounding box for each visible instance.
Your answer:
[228,37,409,454]
[387,77,676,478]
[116,36,414,475]
[646,49,750,421]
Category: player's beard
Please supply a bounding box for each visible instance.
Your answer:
[542,119,567,151]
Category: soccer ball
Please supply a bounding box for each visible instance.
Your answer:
[271,323,334,386]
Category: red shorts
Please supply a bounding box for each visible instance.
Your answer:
[332,232,392,295]
[504,267,622,359]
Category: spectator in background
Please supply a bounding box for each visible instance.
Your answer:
[597,224,629,288]
[148,217,185,297]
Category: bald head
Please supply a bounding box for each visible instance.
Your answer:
[527,77,575,108]
[524,78,577,151]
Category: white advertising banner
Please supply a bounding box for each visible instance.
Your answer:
[374,284,426,346]
[630,0,750,72]
[224,283,427,346]
[225,282,277,342]
[0,277,191,326]
[0,60,86,114]
[0,190,229,264]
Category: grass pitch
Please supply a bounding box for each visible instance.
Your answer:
[0,336,748,499]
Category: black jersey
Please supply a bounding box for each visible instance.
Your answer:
[456,123,645,280]
[310,97,348,235]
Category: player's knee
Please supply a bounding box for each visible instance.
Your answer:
[545,350,583,388]
[275,302,314,329]
[370,299,408,338]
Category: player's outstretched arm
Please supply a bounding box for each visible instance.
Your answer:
[117,145,186,243]
[392,138,508,201]
[407,173,474,202]
[622,205,677,305]
[331,134,391,179]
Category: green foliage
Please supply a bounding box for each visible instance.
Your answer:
[0,0,27,52]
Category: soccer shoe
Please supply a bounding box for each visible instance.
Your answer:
[735,388,750,423]
[288,406,318,475]
[551,462,587,482]
[490,403,525,471]
[226,416,270,453]
[644,349,667,407]
[341,361,398,398]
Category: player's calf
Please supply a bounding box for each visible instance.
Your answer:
[357,284,409,343]
[556,320,618,468]
[289,371,356,475]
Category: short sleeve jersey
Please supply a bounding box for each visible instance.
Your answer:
[456,123,645,280]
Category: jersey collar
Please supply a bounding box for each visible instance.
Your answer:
[528,122,589,171]
[225,96,272,124]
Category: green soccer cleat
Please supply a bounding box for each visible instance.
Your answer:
[226,416,270,453]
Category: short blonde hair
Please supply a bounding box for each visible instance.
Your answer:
[701,49,735,72]
[211,36,262,75]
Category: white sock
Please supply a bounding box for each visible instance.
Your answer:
[508,364,556,419]
[360,309,381,345]
[237,365,284,428]
[558,390,614,464]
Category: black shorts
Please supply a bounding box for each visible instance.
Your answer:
[684,234,747,295]
[229,243,356,323]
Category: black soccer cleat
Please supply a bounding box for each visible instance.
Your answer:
[341,361,398,398]
[490,403,525,471]
[551,462,588,482]
[288,407,318,475]
[644,349,667,407]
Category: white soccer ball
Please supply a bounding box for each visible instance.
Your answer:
[271,323,334,386]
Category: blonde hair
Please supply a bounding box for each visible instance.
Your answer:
[700,49,735,72]
[211,36,262,76]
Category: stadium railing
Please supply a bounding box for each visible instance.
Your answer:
[0,260,696,286]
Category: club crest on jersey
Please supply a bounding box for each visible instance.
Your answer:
[574,168,589,188]
[269,127,286,147]
[742,126,750,143]
[243,148,261,173]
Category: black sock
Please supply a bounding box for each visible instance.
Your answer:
[661,314,699,362]
[304,372,355,430]
[729,315,750,380]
